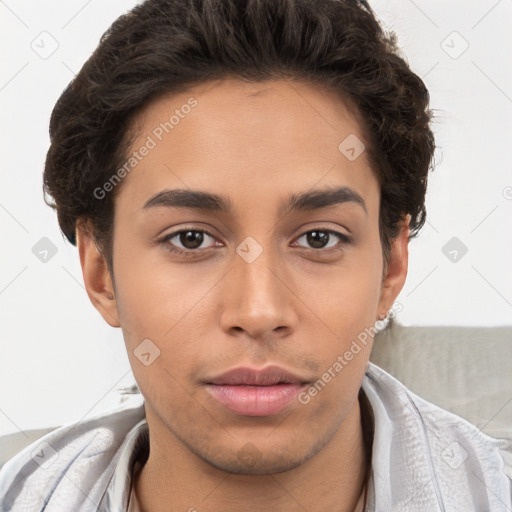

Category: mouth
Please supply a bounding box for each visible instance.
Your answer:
[203,365,310,416]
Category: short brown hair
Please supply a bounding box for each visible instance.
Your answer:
[43,0,436,272]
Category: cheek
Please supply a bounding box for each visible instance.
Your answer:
[112,242,211,339]
[112,250,225,397]
[293,246,383,381]
[296,244,383,326]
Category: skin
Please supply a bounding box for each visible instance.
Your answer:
[77,78,409,512]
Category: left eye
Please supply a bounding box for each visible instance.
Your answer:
[162,230,217,252]
[294,229,349,250]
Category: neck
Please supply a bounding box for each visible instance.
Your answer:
[133,392,371,512]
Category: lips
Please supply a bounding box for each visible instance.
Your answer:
[205,365,308,386]
[203,365,310,416]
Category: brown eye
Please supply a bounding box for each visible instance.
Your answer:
[179,230,204,249]
[305,230,329,249]
[295,229,350,251]
[161,229,218,254]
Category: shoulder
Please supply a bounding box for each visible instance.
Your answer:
[0,395,145,512]
[363,362,512,510]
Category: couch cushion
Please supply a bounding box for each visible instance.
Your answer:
[370,321,512,440]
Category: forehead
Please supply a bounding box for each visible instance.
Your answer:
[116,78,378,215]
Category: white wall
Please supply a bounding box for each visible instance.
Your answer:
[0,0,511,435]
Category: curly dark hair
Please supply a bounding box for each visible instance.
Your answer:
[43,0,436,272]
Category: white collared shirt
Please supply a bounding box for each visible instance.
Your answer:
[1,362,511,511]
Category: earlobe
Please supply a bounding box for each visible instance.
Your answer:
[377,216,410,319]
[76,220,120,328]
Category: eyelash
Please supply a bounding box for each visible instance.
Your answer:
[159,228,351,257]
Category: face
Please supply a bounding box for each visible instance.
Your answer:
[78,78,408,475]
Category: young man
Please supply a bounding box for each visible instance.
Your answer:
[1,0,510,510]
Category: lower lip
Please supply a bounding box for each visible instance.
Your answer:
[204,383,306,416]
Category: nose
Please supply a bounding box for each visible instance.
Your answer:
[219,240,298,342]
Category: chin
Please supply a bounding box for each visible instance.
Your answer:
[206,452,309,476]
[195,436,321,476]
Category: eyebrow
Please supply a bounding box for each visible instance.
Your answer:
[142,186,367,216]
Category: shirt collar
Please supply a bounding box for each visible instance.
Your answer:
[97,409,148,512]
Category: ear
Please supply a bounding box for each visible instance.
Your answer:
[76,219,120,328]
[376,216,410,319]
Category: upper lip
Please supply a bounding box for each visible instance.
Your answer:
[204,365,309,386]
